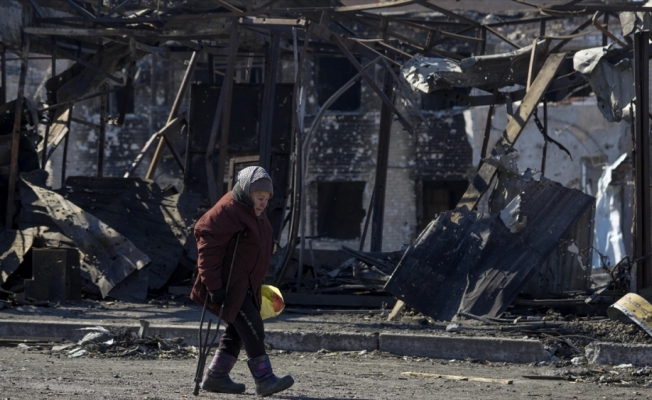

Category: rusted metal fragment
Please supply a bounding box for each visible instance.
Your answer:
[20,173,150,298]
[0,227,35,284]
[384,176,595,321]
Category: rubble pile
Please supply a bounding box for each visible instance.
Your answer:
[18,326,198,361]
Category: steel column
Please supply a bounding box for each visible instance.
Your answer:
[633,32,652,290]
[205,24,240,205]
[0,43,5,106]
[61,106,72,188]
[42,40,56,168]
[371,19,394,252]
[98,83,107,177]
[258,34,280,173]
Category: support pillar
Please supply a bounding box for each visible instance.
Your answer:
[98,83,107,177]
[259,34,280,173]
[0,43,6,106]
[371,19,394,252]
[633,31,652,291]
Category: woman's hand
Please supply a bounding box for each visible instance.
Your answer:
[209,288,226,305]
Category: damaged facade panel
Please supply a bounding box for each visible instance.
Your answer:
[385,175,595,321]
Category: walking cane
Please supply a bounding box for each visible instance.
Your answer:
[192,231,242,396]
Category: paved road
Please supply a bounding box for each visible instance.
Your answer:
[0,346,649,400]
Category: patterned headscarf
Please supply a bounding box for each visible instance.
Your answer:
[231,166,272,207]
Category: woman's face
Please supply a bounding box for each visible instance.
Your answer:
[251,190,271,216]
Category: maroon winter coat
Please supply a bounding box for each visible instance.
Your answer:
[190,191,273,323]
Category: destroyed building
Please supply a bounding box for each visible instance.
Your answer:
[1,0,652,320]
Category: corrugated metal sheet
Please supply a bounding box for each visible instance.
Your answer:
[384,176,595,321]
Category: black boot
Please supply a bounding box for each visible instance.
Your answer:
[247,354,294,397]
[201,350,246,394]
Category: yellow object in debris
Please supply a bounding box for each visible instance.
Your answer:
[608,292,652,337]
[260,284,285,320]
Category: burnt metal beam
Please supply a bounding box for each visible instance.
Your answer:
[116,61,135,125]
[551,16,594,53]
[546,3,652,12]
[98,83,107,177]
[47,43,124,85]
[371,62,395,252]
[205,23,240,205]
[324,29,413,134]
[42,38,57,169]
[334,0,418,12]
[240,16,306,27]
[1,44,5,106]
[457,53,567,210]
[43,109,72,162]
[124,116,185,177]
[633,32,652,291]
[63,0,97,20]
[414,0,478,26]
[61,106,73,189]
[145,51,198,180]
[259,34,280,173]
[5,36,29,229]
[371,17,394,253]
[39,87,120,112]
[275,23,314,287]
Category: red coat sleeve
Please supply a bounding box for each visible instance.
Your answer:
[194,202,243,291]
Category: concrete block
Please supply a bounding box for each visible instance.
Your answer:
[586,342,652,365]
[266,330,378,352]
[379,333,549,363]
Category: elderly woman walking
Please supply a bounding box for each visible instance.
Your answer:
[191,166,293,397]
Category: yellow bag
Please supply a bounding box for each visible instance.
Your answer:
[260,284,285,320]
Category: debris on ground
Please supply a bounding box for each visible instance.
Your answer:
[16,325,198,360]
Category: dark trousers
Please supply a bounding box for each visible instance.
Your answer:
[217,290,266,359]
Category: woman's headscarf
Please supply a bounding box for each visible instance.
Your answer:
[231,166,273,207]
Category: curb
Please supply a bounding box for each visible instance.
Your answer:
[1,319,552,364]
[0,320,379,351]
[379,333,550,363]
[266,331,378,352]
[586,342,652,365]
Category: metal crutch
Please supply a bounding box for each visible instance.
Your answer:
[193,231,242,396]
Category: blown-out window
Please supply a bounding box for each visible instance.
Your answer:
[317,181,366,240]
[317,56,361,112]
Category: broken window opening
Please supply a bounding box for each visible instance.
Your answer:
[317,56,361,112]
[419,180,469,232]
[317,181,366,240]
